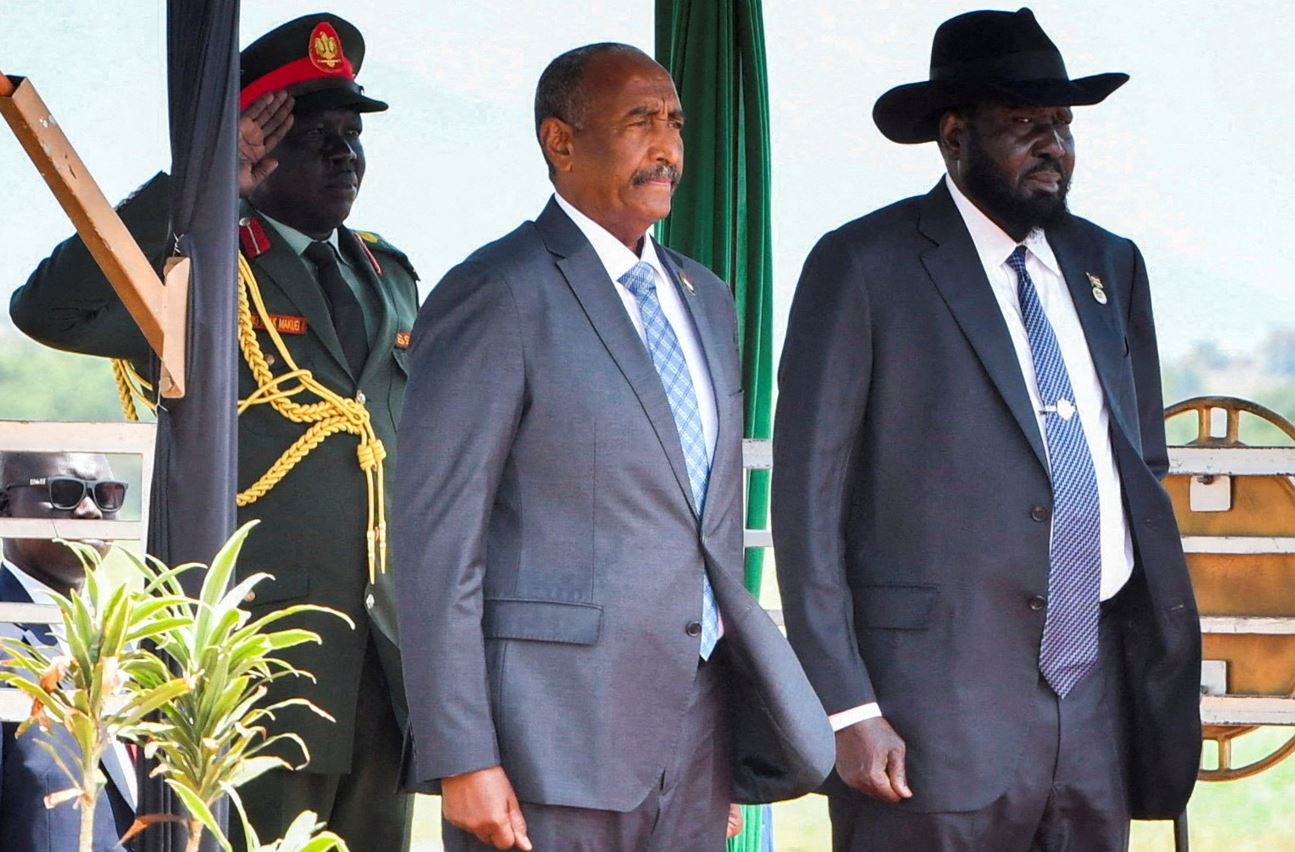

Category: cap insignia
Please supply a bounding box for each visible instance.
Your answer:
[309,22,346,73]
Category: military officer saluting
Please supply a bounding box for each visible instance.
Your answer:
[10,14,420,851]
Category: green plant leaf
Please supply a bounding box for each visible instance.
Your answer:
[166,780,231,851]
[225,754,292,789]
[199,521,258,611]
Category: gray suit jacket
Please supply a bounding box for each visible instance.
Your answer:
[394,199,833,811]
[772,181,1201,819]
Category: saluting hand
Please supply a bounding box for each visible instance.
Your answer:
[441,765,533,850]
[835,717,914,803]
[239,90,294,196]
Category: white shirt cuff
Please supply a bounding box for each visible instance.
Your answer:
[829,702,882,731]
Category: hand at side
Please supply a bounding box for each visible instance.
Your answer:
[441,765,533,850]
[835,717,913,803]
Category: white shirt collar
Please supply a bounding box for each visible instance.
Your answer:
[3,559,59,607]
[944,174,1060,277]
[552,193,669,285]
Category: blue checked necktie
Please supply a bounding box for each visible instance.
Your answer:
[1007,245,1102,698]
[620,261,721,659]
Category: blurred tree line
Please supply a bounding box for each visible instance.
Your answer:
[0,329,137,422]
[1,317,1292,444]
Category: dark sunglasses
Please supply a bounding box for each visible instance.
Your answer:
[4,476,128,513]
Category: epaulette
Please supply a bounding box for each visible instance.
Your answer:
[352,229,419,281]
[239,216,272,259]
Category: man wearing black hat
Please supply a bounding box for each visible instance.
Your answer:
[10,14,418,851]
[773,8,1201,850]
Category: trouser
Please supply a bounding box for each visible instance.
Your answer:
[232,638,413,852]
[442,648,733,852]
[831,611,1131,852]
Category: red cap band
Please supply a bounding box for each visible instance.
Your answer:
[240,22,356,110]
[240,54,356,110]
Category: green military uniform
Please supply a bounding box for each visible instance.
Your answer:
[10,170,420,849]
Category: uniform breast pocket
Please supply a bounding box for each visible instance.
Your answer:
[238,332,320,437]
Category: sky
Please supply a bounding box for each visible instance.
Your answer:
[2,0,1292,366]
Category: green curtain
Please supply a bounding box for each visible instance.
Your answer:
[654,0,773,594]
[655,2,775,849]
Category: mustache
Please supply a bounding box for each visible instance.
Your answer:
[631,164,680,186]
[1027,159,1067,180]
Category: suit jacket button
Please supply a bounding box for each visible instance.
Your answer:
[685,621,703,637]
[1030,505,1051,523]
[1028,595,1047,611]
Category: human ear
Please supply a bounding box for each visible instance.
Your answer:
[540,117,576,174]
[939,111,966,160]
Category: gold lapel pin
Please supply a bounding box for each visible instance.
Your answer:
[1086,272,1108,305]
[678,272,696,295]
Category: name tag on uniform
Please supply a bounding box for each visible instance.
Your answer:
[251,313,308,335]
[394,331,411,349]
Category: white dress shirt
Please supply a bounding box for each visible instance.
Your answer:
[552,194,724,642]
[829,177,1135,732]
[2,560,139,809]
[552,193,718,464]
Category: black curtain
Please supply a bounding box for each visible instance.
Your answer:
[140,2,240,850]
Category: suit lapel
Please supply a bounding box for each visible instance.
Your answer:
[1047,221,1138,442]
[535,200,699,518]
[341,227,395,386]
[101,743,138,811]
[654,242,735,529]
[0,564,32,604]
[918,182,1049,473]
[249,215,353,379]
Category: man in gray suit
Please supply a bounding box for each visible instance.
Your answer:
[394,43,832,851]
[773,9,1200,851]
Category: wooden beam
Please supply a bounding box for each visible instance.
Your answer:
[0,73,187,397]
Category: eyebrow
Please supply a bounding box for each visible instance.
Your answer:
[625,104,685,122]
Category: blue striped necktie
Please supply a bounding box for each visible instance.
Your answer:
[1007,245,1102,698]
[619,261,720,659]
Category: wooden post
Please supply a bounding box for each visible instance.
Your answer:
[0,72,187,397]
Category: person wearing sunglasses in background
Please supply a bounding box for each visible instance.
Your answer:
[0,451,138,852]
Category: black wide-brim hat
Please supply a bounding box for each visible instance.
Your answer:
[240,13,388,114]
[873,7,1127,144]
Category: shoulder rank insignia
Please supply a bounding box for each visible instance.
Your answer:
[239,216,272,259]
[351,231,384,276]
[352,229,419,281]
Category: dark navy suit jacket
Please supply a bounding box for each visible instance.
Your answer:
[1,566,135,851]
[773,181,1201,819]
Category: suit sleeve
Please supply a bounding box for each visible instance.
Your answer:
[9,171,171,364]
[1125,240,1170,480]
[393,259,525,783]
[771,232,878,714]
